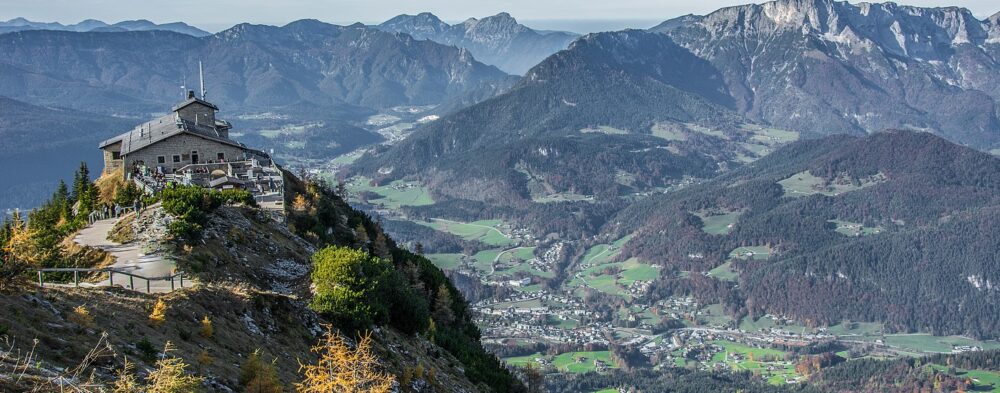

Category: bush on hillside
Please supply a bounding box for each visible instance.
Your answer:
[160,186,255,240]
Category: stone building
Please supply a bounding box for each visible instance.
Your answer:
[99,91,266,175]
[98,92,285,212]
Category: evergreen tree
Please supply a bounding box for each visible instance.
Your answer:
[52,180,72,222]
[433,284,455,325]
[72,161,97,215]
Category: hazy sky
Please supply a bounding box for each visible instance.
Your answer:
[2,0,998,33]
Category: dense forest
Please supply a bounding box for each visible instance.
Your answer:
[613,131,1000,338]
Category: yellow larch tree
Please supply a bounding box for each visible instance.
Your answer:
[295,327,395,393]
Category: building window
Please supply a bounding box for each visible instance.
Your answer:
[172,155,181,163]
[217,152,225,161]
[112,151,122,160]
[192,151,199,164]
[157,156,166,164]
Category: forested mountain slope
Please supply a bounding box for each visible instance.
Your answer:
[352,30,773,205]
[613,131,1000,338]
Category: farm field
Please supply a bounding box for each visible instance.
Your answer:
[425,253,463,270]
[881,334,1000,353]
[504,351,619,374]
[418,218,513,246]
[729,246,771,260]
[650,122,688,141]
[532,192,595,203]
[829,219,883,236]
[710,340,798,385]
[707,261,738,281]
[347,176,434,208]
[498,247,536,263]
[929,365,1000,392]
[693,210,742,235]
[742,125,799,145]
[569,257,659,298]
[330,151,364,165]
[580,125,629,135]
[778,170,883,198]
[581,235,633,267]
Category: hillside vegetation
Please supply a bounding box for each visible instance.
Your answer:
[615,131,1000,338]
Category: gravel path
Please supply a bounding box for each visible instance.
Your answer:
[72,215,180,293]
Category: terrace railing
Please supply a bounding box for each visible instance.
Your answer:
[35,267,188,293]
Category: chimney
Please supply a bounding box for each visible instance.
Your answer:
[187,90,195,99]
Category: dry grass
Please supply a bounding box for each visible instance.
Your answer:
[107,213,137,244]
[94,168,127,205]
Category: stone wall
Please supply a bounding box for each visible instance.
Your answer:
[124,133,247,173]
[176,102,215,126]
[102,141,124,175]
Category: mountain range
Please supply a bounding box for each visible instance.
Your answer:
[351,29,758,204]
[0,20,513,117]
[653,0,1000,147]
[377,12,578,75]
[355,0,1000,212]
[0,17,211,36]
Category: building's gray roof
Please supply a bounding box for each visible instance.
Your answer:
[209,176,245,188]
[171,96,219,112]
[99,113,246,155]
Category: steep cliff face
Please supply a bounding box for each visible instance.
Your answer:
[378,12,579,75]
[652,0,1000,147]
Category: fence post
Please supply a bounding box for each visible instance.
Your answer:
[179,273,184,288]
[130,275,134,290]
[170,276,175,291]
[146,279,150,294]
[37,271,43,287]
[109,271,114,287]
[74,271,79,287]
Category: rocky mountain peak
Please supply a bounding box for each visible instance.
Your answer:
[380,12,449,35]
[673,0,994,58]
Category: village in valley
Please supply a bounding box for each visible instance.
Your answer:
[314,123,1000,384]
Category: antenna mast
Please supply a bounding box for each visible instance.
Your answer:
[199,61,206,100]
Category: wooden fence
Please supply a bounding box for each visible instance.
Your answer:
[36,268,187,293]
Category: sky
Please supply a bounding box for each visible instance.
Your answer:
[1,0,998,33]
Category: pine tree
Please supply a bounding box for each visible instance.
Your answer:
[53,180,72,222]
[72,162,97,214]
